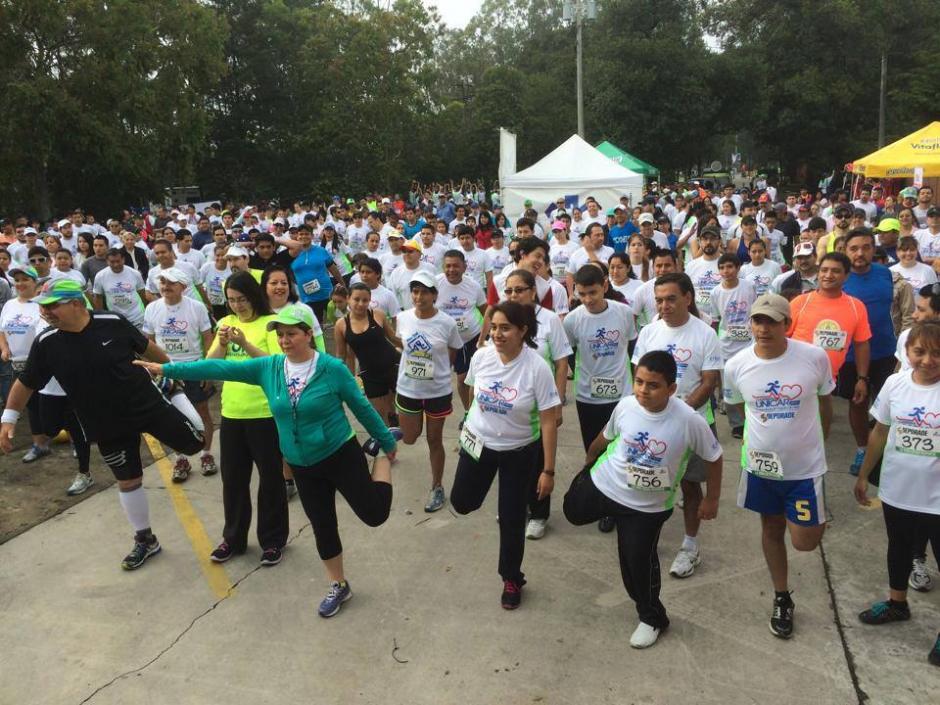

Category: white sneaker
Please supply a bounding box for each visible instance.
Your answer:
[525,518,547,540]
[910,558,934,592]
[66,472,94,496]
[669,546,701,578]
[630,622,661,649]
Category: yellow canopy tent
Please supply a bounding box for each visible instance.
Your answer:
[853,121,940,178]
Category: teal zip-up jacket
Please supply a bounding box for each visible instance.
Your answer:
[163,353,396,467]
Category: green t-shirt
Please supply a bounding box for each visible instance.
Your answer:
[209,314,279,419]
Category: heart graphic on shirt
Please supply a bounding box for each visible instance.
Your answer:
[496,386,518,403]
[778,384,803,400]
[671,348,692,363]
[922,412,940,428]
[594,328,621,344]
[646,440,668,456]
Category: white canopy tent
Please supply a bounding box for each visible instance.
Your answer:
[501,134,643,219]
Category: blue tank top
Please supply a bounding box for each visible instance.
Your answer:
[844,263,895,361]
[736,237,752,264]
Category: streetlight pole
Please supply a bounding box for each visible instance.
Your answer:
[576,12,584,137]
[565,0,595,139]
[878,51,887,148]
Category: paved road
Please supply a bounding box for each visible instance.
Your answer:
[1,393,938,704]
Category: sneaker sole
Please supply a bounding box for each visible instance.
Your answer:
[260,553,284,567]
[669,559,701,579]
[201,467,218,476]
[122,544,161,571]
[319,591,352,618]
[172,474,190,483]
[66,480,94,496]
[210,553,234,563]
[525,532,545,540]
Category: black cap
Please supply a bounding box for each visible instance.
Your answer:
[928,206,940,218]
[834,204,853,216]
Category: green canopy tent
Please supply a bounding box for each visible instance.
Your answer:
[595,141,660,179]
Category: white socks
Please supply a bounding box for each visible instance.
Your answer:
[682,535,699,552]
[170,390,204,432]
[119,486,150,533]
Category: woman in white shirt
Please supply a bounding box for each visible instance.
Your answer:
[854,322,940,667]
[451,301,560,610]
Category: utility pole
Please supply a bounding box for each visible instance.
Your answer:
[563,1,596,138]
[878,51,887,148]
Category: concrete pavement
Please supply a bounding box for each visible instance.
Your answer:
[1,395,939,705]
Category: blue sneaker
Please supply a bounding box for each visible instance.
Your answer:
[849,448,865,476]
[362,427,403,457]
[318,580,352,618]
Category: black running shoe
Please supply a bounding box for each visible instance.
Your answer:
[210,541,237,563]
[731,426,744,439]
[598,516,615,533]
[501,578,526,610]
[121,535,161,570]
[858,600,911,625]
[770,593,794,639]
[929,633,940,667]
[260,546,283,566]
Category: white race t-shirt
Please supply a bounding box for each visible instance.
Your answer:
[49,268,87,290]
[175,248,206,271]
[92,267,146,327]
[632,316,722,421]
[200,263,231,307]
[395,309,463,399]
[891,261,937,291]
[566,245,615,275]
[563,301,637,404]
[418,241,448,274]
[631,279,658,329]
[740,259,782,296]
[533,305,573,367]
[611,278,643,310]
[367,284,401,319]
[143,296,212,362]
[723,339,834,480]
[460,247,493,290]
[0,298,43,360]
[870,371,940,514]
[486,246,512,273]
[379,251,404,283]
[896,328,913,371]
[915,229,940,260]
[464,346,560,452]
[705,279,757,361]
[346,224,371,254]
[435,274,486,343]
[387,263,434,311]
[684,256,722,309]
[146,261,203,303]
[549,241,579,282]
[591,395,722,512]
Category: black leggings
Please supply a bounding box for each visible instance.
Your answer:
[39,394,91,474]
[576,400,618,452]
[219,416,287,551]
[527,443,549,520]
[98,402,204,481]
[289,437,392,561]
[564,466,673,629]
[883,501,940,592]
[451,439,541,583]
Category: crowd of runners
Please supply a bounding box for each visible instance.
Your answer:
[1,180,939,661]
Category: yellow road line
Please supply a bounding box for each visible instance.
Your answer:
[143,434,233,599]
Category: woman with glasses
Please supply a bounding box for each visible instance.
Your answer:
[203,271,289,567]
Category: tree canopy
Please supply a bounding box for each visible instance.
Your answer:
[2,0,938,217]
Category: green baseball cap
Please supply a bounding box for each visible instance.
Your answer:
[875,218,901,232]
[34,279,86,305]
[8,265,39,280]
[266,303,315,331]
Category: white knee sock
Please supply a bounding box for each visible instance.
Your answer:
[170,390,204,432]
[119,486,151,533]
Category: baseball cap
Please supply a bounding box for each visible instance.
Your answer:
[875,218,901,232]
[23,227,38,236]
[225,246,250,258]
[57,219,70,228]
[699,225,721,240]
[834,204,853,216]
[381,197,391,204]
[928,206,940,218]
[157,267,190,285]
[750,293,790,322]
[614,205,627,212]
[386,231,404,240]
[606,208,616,217]
[34,279,86,305]
[794,242,815,258]
[900,186,918,199]
[551,220,566,231]
[8,265,38,280]
[638,213,654,225]
[524,199,533,207]
[401,239,422,252]
[798,203,810,211]
[773,202,787,212]
[409,270,437,289]
[266,303,315,331]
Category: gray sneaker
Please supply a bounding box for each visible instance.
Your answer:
[66,472,94,496]
[424,486,446,513]
[22,444,51,463]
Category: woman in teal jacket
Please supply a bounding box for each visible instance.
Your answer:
[135,303,397,619]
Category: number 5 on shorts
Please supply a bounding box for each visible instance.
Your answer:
[794,500,812,523]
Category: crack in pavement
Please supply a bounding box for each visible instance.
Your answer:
[818,540,869,704]
[77,522,312,705]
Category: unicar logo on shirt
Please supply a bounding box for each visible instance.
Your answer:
[665,344,693,377]
[442,296,470,314]
[696,270,721,290]
[5,313,35,334]
[753,380,803,421]
[476,381,518,415]
[624,431,667,466]
[897,406,940,428]
[724,299,751,325]
[588,327,621,359]
[111,281,134,293]
[160,317,189,335]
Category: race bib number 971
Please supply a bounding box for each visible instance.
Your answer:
[404,357,434,380]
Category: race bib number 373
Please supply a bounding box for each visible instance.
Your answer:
[895,425,940,457]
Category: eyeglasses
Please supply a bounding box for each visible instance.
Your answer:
[226,296,248,305]
[504,286,532,295]
[29,257,47,263]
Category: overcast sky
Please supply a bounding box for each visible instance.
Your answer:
[427,0,482,28]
